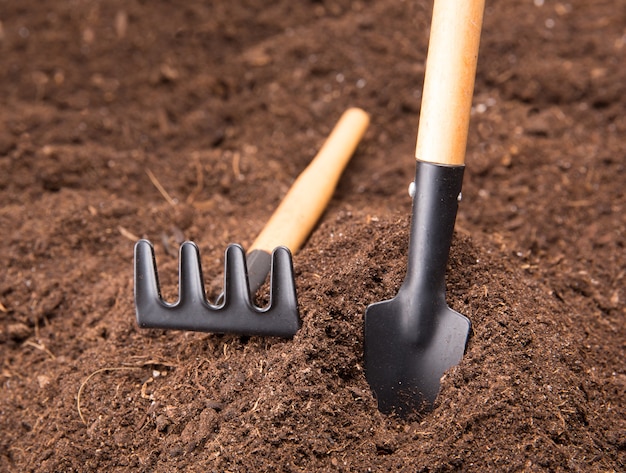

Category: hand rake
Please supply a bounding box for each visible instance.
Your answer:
[135,108,370,337]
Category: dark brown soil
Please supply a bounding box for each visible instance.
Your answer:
[1,1,624,471]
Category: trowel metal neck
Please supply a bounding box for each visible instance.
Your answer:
[403,160,464,297]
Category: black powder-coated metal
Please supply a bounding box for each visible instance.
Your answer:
[364,160,471,417]
[134,240,301,337]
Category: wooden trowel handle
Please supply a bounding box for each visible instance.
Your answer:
[415,0,484,166]
[249,107,370,254]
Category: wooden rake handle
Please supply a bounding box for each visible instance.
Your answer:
[415,0,484,166]
[249,107,370,254]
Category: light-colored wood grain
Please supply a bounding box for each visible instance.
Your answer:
[415,0,485,165]
[250,107,370,253]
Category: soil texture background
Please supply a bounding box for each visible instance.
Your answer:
[1,0,625,471]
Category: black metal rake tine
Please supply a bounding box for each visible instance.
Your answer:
[133,239,301,337]
[222,244,253,308]
[268,246,299,315]
[134,239,168,311]
[178,241,208,308]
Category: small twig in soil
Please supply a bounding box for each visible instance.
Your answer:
[146,168,177,206]
[0,301,7,312]
[186,152,204,204]
[252,395,263,411]
[115,10,128,39]
[77,366,142,425]
[118,226,140,242]
[140,377,155,401]
[232,151,243,180]
[23,340,55,360]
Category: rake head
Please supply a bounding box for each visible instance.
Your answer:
[134,239,301,337]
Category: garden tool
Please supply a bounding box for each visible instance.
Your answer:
[135,107,370,337]
[364,0,484,417]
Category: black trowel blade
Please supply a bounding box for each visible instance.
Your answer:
[364,291,470,417]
